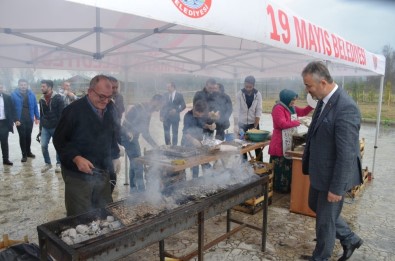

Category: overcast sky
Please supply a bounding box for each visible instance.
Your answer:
[279,0,395,54]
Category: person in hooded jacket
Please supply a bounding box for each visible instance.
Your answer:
[268,89,313,193]
[233,75,263,161]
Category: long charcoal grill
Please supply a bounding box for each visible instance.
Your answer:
[38,175,269,261]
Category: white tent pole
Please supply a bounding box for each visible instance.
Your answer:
[123,66,129,186]
[232,70,238,133]
[95,8,101,57]
[371,75,385,177]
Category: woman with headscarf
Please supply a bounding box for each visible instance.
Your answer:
[269,89,313,193]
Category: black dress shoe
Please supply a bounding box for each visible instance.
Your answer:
[27,152,36,158]
[3,160,13,166]
[338,239,363,261]
[21,157,27,162]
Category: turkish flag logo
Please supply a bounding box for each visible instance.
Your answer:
[373,55,378,70]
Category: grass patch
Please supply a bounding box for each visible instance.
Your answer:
[263,99,395,123]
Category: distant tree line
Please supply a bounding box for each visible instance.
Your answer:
[0,45,394,105]
[346,45,394,105]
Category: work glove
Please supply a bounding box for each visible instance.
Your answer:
[36,132,41,143]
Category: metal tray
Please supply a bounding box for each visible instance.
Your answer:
[159,145,198,158]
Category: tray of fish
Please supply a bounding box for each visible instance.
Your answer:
[106,195,178,226]
[158,145,198,158]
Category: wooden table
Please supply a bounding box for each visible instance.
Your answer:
[137,141,270,173]
[286,150,316,217]
[135,141,269,188]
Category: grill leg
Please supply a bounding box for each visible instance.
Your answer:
[226,209,231,233]
[198,211,205,261]
[159,240,165,261]
[262,183,268,251]
[38,235,47,261]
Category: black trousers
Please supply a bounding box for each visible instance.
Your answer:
[62,167,113,217]
[163,118,180,146]
[0,120,10,160]
[16,119,33,157]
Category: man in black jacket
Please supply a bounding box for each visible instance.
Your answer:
[160,82,186,145]
[121,94,162,192]
[0,83,15,166]
[54,75,119,216]
[38,80,64,173]
[193,78,231,140]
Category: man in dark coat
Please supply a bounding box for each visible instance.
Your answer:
[53,75,119,216]
[121,94,163,191]
[302,61,363,261]
[38,80,64,173]
[192,78,222,139]
[160,82,186,145]
[0,83,15,165]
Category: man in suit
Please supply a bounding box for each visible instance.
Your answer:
[160,82,186,146]
[301,61,363,261]
[0,83,15,165]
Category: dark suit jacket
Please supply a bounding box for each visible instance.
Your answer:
[160,92,186,122]
[1,93,14,133]
[302,87,363,196]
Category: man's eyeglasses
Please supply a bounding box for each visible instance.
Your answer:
[91,88,112,101]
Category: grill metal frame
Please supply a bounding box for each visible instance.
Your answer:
[38,175,269,261]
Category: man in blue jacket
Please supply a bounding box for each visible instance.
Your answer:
[11,79,40,162]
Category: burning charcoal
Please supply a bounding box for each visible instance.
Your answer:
[60,228,76,238]
[68,228,77,239]
[100,221,109,228]
[73,234,88,244]
[89,221,100,234]
[61,236,74,245]
[101,227,111,234]
[109,220,122,230]
[106,216,115,222]
[76,224,89,235]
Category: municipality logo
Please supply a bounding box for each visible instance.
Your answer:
[172,0,212,18]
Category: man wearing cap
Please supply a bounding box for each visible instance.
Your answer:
[233,75,263,161]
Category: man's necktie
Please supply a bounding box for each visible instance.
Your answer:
[303,100,324,174]
[308,100,324,134]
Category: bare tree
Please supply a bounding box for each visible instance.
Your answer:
[382,45,395,87]
[0,68,14,91]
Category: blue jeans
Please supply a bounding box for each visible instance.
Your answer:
[122,136,144,190]
[41,127,60,165]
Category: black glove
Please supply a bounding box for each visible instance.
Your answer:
[36,132,41,143]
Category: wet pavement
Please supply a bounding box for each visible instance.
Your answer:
[0,111,394,261]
